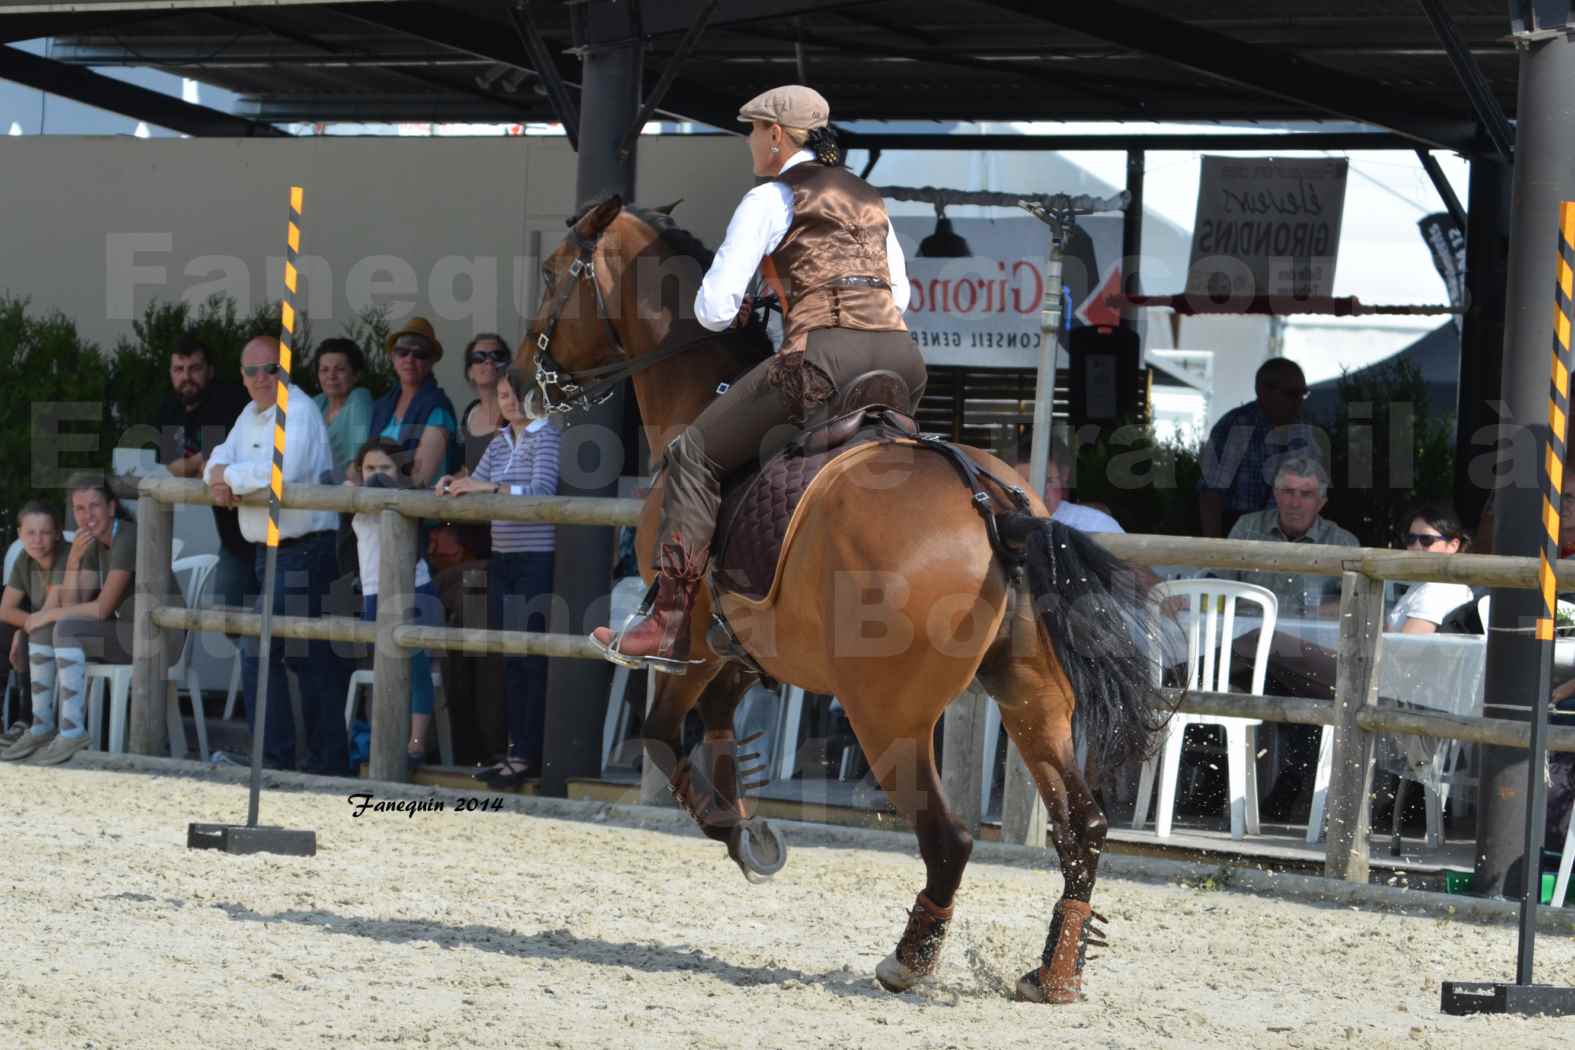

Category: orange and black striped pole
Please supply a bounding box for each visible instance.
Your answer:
[246,185,304,828]
[1514,201,1575,984]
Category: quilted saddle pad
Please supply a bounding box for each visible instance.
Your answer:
[713,414,911,601]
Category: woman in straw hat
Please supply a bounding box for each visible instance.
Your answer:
[368,316,462,487]
[594,84,926,671]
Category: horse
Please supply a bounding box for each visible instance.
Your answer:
[522,195,1172,1003]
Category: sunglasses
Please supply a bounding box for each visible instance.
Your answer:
[1404,531,1453,548]
[241,363,281,378]
[392,345,436,362]
[467,348,510,367]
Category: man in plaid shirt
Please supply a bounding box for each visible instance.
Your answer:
[1198,358,1320,537]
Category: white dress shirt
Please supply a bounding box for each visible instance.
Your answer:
[695,149,910,332]
[205,383,338,543]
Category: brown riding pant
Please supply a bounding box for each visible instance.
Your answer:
[660,327,928,557]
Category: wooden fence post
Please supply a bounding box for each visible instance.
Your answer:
[371,509,416,783]
[1324,570,1384,882]
[129,493,173,756]
[940,681,990,833]
[1002,738,1049,848]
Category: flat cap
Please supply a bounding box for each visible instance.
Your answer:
[737,84,830,130]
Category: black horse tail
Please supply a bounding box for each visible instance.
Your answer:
[996,514,1178,771]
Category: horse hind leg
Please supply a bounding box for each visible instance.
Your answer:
[839,705,974,993]
[977,619,1109,1005]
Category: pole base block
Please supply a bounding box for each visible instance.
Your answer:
[187,823,317,857]
[1441,981,1575,1017]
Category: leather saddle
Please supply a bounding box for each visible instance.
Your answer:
[711,370,917,601]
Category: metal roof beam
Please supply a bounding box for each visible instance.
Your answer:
[1417,0,1514,158]
[333,2,736,130]
[983,0,1480,151]
[841,130,1435,152]
[0,42,287,135]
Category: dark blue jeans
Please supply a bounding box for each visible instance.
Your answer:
[488,551,555,767]
[244,532,353,772]
[213,543,258,611]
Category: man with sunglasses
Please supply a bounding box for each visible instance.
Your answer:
[205,336,351,773]
[1199,358,1320,538]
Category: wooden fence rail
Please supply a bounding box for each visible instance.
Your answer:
[130,477,1568,882]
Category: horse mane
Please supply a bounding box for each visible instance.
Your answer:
[570,196,716,270]
[570,196,771,368]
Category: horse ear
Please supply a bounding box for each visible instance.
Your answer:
[651,199,683,216]
[574,195,624,236]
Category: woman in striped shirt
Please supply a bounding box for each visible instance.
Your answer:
[436,366,561,787]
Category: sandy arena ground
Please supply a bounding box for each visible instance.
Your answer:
[3,761,1575,1050]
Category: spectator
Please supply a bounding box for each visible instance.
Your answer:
[426,333,509,572]
[1198,358,1319,538]
[1218,456,1357,616]
[345,439,441,771]
[312,338,373,475]
[368,317,459,487]
[0,476,149,765]
[156,332,255,611]
[425,334,511,763]
[0,501,66,744]
[1008,432,1123,534]
[206,336,351,774]
[457,333,512,475]
[437,367,561,787]
[1387,503,1473,635]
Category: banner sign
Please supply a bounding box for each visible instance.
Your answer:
[1417,211,1466,314]
[1185,156,1347,300]
[892,215,1116,368]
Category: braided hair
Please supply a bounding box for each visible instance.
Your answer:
[785,124,844,167]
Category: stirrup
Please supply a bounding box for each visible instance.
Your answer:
[589,614,705,675]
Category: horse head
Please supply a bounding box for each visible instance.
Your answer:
[523,195,634,415]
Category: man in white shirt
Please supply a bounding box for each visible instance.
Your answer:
[206,336,351,773]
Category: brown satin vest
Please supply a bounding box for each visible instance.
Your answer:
[764,162,908,355]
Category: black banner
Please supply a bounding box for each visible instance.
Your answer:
[1418,211,1466,313]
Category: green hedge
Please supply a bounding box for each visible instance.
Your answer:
[0,295,111,541]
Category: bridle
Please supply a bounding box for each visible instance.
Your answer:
[532,217,774,415]
[531,227,632,415]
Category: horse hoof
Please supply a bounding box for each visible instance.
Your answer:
[875,952,927,993]
[729,819,787,881]
[1014,969,1080,1004]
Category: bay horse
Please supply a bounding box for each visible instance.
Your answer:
[524,196,1171,1003]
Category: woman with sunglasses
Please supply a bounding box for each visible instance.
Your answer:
[457,334,512,474]
[367,317,460,488]
[1388,503,1473,635]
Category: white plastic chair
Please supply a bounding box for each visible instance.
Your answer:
[88,554,216,757]
[1555,802,1575,909]
[1132,580,1277,840]
[343,667,454,767]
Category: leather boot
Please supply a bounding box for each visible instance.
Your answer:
[591,537,708,672]
[1016,898,1107,1004]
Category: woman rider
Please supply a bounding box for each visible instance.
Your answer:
[591,84,927,671]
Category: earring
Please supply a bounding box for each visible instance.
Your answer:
[770,146,780,154]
